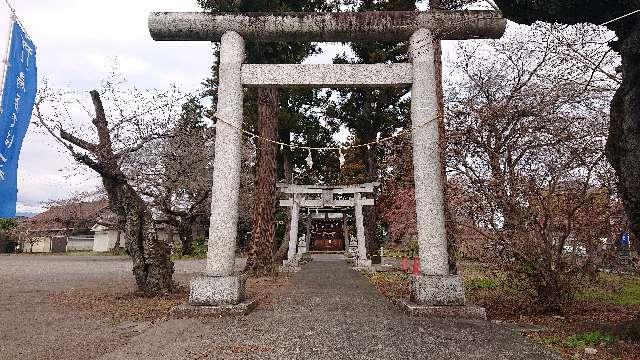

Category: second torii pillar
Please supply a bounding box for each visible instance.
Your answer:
[188,31,250,309]
[409,29,465,306]
[354,193,371,267]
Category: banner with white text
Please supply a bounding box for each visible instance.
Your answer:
[0,20,37,218]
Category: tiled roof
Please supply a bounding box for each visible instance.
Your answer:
[24,200,111,231]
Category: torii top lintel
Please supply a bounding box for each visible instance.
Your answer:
[149,10,506,42]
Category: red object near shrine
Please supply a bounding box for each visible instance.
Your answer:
[401,257,409,272]
[412,257,420,275]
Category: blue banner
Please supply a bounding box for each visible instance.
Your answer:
[0,21,37,218]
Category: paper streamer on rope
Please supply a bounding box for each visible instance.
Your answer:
[305,149,313,169]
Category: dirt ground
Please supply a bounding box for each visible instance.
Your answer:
[1,254,561,360]
[0,255,207,360]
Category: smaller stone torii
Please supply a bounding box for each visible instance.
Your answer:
[150,9,505,317]
[278,183,378,268]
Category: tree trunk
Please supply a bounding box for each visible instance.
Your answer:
[534,273,564,314]
[107,179,174,294]
[245,87,279,275]
[178,220,194,256]
[57,90,175,295]
[364,143,380,255]
[274,145,293,262]
[606,30,640,245]
[110,226,122,255]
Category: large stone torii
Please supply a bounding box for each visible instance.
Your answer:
[150,10,506,316]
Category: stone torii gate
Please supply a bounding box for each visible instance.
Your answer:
[149,10,506,315]
[278,183,378,268]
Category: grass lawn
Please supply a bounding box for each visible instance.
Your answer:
[363,261,640,360]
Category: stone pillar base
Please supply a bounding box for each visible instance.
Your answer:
[410,274,466,306]
[354,259,372,268]
[189,274,247,306]
[280,258,301,272]
[171,299,257,318]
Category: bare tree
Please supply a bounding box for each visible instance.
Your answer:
[492,0,640,258]
[133,96,214,256]
[33,76,183,294]
[445,23,620,312]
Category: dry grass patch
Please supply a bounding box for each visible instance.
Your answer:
[363,271,411,300]
[49,288,188,323]
[49,275,291,322]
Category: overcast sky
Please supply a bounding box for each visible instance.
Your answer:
[0,0,464,214]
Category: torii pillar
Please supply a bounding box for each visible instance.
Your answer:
[149,10,505,317]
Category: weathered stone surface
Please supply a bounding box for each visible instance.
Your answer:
[242,63,413,87]
[189,274,247,306]
[287,194,300,262]
[410,274,466,306]
[170,299,257,318]
[410,29,450,276]
[395,299,487,320]
[206,31,245,277]
[149,10,506,42]
[354,259,372,268]
[280,259,301,273]
[354,193,368,263]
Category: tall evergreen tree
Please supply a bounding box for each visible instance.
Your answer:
[197,0,331,274]
[329,0,415,255]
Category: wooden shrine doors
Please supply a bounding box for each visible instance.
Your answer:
[310,218,344,252]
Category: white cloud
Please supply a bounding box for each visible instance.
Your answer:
[0,1,211,214]
[0,0,496,215]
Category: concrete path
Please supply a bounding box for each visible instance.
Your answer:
[101,255,560,360]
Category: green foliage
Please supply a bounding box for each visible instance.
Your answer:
[173,236,208,260]
[110,247,128,256]
[329,0,414,183]
[274,208,288,246]
[465,277,503,291]
[543,331,617,348]
[191,236,208,258]
[198,0,341,185]
[405,240,419,256]
[382,240,419,258]
[579,274,640,306]
[0,218,16,230]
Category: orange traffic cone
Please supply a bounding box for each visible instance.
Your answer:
[412,256,420,275]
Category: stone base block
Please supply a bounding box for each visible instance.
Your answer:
[355,259,372,268]
[189,274,247,306]
[410,274,466,306]
[170,299,257,318]
[280,259,301,273]
[395,299,486,320]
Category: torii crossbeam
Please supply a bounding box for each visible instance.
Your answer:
[149,11,505,42]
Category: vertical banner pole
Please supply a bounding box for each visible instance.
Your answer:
[0,10,15,105]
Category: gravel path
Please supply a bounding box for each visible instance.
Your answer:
[101,255,561,360]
